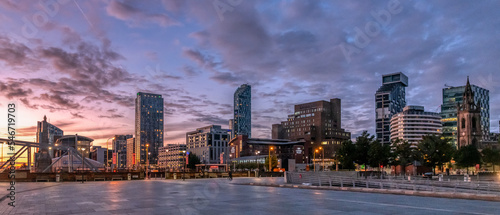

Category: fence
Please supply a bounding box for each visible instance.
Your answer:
[285,172,500,195]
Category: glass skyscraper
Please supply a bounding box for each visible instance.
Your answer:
[375,72,408,144]
[441,84,489,147]
[135,92,164,166]
[233,84,251,138]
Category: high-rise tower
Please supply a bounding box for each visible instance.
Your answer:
[233,84,251,138]
[135,92,164,166]
[375,72,408,144]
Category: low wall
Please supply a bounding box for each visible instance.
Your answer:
[0,171,144,182]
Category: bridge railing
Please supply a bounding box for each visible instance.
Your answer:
[285,172,500,195]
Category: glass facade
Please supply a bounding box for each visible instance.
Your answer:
[375,73,408,144]
[135,92,164,166]
[441,85,490,147]
[233,84,251,138]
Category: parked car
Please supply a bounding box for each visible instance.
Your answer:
[422,172,433,178]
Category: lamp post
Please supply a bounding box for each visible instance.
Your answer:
[268,146,274,172]
[256,151,260,171]
[182,150,186,180]
[318,147,324,171]
[1,142,3,164]
[314,149,319,172]
[106,137,115,171]
[146,144,149,179]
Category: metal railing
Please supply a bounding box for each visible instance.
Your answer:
[285,172,500,195]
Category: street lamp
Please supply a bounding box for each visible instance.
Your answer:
[182,150,186,180]
[146,144,149,179]
[269,146,274,172]
[106,137,115,171]
[318,147,324,171]
[256,151,260,171]
[314,149,319,172]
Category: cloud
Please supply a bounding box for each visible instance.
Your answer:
[98,114,124,118]
[106,0,179,27]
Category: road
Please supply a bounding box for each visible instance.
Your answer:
[1,177,499,215]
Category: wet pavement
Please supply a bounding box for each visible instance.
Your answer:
[1,177,500,215]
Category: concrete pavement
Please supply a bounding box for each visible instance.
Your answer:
[1,178,500,215]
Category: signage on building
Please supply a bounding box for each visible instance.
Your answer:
[186,151,190,165]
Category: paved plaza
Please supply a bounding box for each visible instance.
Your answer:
[1,177,500,215]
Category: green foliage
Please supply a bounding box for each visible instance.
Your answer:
[187,153,201,170]
[354,131,374,170]
[338,140,356,170]
[417,135,455,174]
[264,155,278,171]
[455,145,482,172]
[390,139,419,175]
[481,148,500,172]
[368,140,391,170]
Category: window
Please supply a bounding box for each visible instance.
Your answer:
[461,118,466,129]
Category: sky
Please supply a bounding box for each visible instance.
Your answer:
[0,0,499,148]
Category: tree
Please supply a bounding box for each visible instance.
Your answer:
[354,131,374,171]
[455,145,482,174]
[481,148,500,172]
[264,155,278,171]
[338,140,356,170]
[187,153,201,170]
[391,139,419,176]
[368,140,391,171]
[417,135,455,175]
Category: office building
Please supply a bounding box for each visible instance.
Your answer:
[126,137,136,169]
[390,106,442,145]
[457,77,483,148]
[272,98,351,159]
[158,144,187,171]
[441,81,490,147]
[186,125,231,164]
[112,135,132,169]
[53,135,93,158]
[228,135,306,171]
[375,72,408,144]
[135,92,164,167]
[36,115,64,157]
[91,146,107,164]
[233,84,251,138]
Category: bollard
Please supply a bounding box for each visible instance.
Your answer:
[56,174,60,182]
[128,173,131,181]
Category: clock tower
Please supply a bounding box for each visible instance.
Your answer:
[457,77,482,148]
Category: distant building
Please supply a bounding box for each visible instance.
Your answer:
[390,106,442,145]
[457,77,483,148]
[158,144,187,171]
[53,135,93,158]
[91,146,107,164]
[272,98,350,160]
[228,135,306,171]
[233,84,251,138]
[112,135,132,169]
[375,72,408,144]
[186,125,231,164]
[126,137,136,169]
[228,119,234,139]
[441,81,489,147]
[135,92,164,167]
[36,115,64,157]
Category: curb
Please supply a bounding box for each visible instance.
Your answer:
[235,183,500,202]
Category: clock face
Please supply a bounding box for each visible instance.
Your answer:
[462,132,465,136]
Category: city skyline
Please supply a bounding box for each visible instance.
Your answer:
[1,1,500,148]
